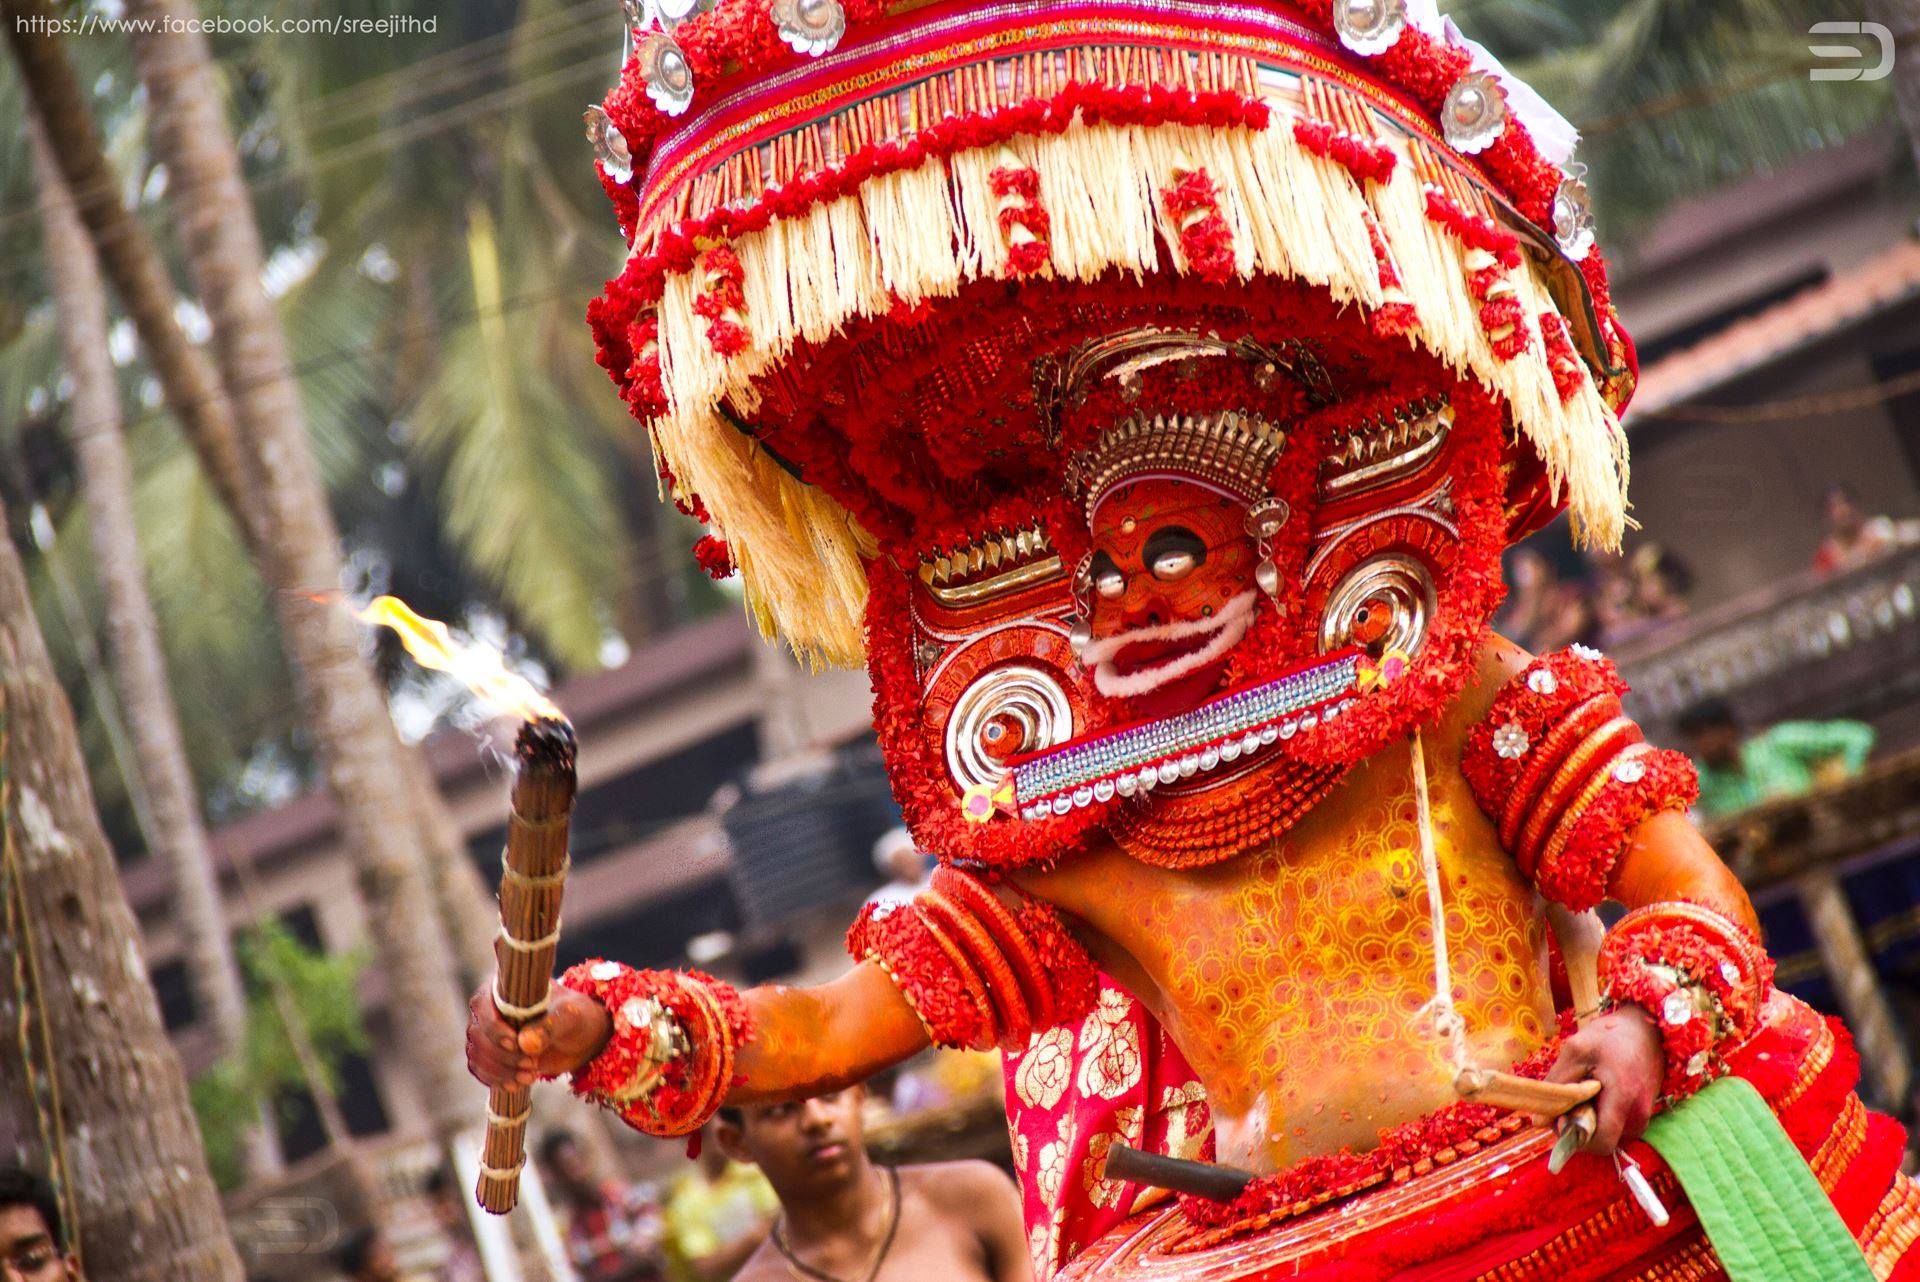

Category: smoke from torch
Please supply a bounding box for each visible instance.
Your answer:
[356,594,576,1214]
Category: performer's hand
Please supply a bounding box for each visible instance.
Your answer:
[466,980,612,1088]
[1544,1005,1662,1157]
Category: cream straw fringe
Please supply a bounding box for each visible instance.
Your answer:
[645,113,1628,665]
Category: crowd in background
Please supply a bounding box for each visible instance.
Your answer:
[1498,486,1920,658]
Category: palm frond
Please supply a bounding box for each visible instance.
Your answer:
[406,204,633,669]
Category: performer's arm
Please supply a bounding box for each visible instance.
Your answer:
[727,961,931,1104]
[466,866,1097,1137]
[465,962,929,1127]
[1606,810,1756,933]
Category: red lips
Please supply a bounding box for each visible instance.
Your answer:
[1109,630,1213,677]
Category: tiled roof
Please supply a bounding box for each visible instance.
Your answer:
[1630,238,1920,420]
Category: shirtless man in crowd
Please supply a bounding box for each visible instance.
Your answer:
[715,1084,1029,1282]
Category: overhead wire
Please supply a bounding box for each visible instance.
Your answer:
[0,0,619,243]
[1636,365,1920,425]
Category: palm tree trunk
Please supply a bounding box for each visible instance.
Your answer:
[27,118,281,1182]
[1,0,254,540]
[0,492,246,1282]
[119,0,479,1146]
[403,746,500,988]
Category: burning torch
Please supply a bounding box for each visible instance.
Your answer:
[356,597,577,1215]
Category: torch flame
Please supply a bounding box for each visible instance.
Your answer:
[356,596,564,724]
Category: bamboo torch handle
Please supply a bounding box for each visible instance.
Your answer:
[476,717,577,1215]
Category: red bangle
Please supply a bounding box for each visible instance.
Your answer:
[1538,747,1699,909]
[1016,897,1100,1026]
[920,886,1035,1049]
[1516,716,1643,873]
[847,900,992,1051]
[1465,648,1695,909]
[1463,647,1629,810]
[1499,692,1619,849]
[930,867,1055,1031]
[558,961,752,1138]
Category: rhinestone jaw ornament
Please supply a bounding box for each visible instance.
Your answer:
[1442,70,1508,154]
[770,0,846,56]
[1011,651,1362,818]
[1333,0,1408,56]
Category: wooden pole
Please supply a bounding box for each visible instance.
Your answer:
[477,718,577,1214]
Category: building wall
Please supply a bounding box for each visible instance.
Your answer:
[1624,307,1920,608]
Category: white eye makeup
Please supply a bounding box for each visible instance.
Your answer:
[1091,552,1128,599]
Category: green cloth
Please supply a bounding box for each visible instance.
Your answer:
[1694,720,1875,819]
[1642,1076,1872,1282]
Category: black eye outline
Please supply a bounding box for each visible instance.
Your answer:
[1090,550,1127,599]
[1144,526,1208,582]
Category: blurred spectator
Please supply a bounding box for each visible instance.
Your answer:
[1813,485,1908,575]
[0,1167,79,1281]
[864,827,931,911]
[887,1047,1002,1118]
[1496,546,1608,655]
[423,1167,483,1282]
[540,1131,668,1282]
[1678,699,1876,819]
[715,1085,1030,1282]
[1596,544,1693,647]
[335,1228,404,1282]
[662,1130,776,1281]
[1629,544,1693,622]
[1495,549,1557,649]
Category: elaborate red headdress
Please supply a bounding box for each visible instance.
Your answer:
[585,0,1636,866]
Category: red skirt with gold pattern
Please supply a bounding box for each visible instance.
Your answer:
[1054,996,1920,1282]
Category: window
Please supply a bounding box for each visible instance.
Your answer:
[150,959,198,1032]
[469,721,763,871]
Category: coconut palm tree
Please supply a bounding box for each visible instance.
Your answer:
[27,116,280,1179]
[0,483,245,1280]
[1453,0,1895,231]
[118,0,481,1152]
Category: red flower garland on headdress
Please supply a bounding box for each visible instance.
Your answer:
[692,535,735,579]
[1161,168,1237,285]
[1292,119,1398,186]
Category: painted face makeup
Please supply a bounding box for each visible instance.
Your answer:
[1083,477,1260,706]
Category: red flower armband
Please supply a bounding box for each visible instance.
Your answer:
[1597,904,1773,1101]
[1462,647,1696,908]
[556,961,752,1139]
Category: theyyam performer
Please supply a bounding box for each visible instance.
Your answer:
[464,0,1920,1276]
